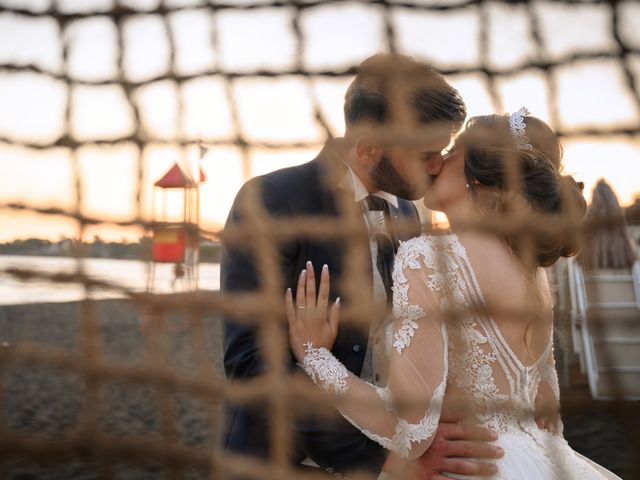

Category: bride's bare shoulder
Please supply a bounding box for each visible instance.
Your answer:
[457,232,533,286]
[457,231,553,308]
[455,231,508,265]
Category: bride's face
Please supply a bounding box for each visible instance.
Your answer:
[422,141,469,213]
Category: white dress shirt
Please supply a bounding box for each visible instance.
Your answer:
[339,165,397,384]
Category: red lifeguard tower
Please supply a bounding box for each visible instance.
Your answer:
[147,161,206,293]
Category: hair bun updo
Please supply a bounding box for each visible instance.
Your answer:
[461,114,587,267]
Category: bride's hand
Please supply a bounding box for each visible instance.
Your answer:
[285,262,340,362]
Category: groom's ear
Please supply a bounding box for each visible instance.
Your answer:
[355,142,383,166]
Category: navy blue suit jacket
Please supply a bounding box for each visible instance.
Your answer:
[221,140,422,475]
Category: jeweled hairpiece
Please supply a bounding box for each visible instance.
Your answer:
[508,107,533,152]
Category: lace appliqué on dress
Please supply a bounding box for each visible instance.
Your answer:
[300,342,349,395]
[391,236,463,354]
[392,315,421,354]
[376,386,394,412]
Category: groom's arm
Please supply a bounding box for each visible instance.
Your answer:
[222,176,296,381]
[221,175,309,464]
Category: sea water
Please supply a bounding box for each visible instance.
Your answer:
[0,255,220,305]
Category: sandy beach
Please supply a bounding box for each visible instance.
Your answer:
[0,299,224,479]
[0,299,635,479]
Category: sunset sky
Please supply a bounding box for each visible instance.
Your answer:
[0,0,639,242]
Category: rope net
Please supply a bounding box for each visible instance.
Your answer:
[0,0,639,479]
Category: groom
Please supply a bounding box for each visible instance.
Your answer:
[221,54,503,478]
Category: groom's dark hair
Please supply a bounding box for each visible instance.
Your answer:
[344,54,466,137]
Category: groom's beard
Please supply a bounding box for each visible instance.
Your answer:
[371,154,427,200]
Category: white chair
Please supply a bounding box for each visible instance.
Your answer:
[566,258,587,373]
[551,258,577,386]
[569,259,640,400]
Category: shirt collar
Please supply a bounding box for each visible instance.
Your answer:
[338,164,399,209]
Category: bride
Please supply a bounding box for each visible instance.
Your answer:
[285,109,622,479]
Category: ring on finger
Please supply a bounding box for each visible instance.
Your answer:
[297,306,306,310]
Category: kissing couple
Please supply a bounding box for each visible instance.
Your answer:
[222,54,621,480]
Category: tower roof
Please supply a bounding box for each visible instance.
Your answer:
[154,163,205,189]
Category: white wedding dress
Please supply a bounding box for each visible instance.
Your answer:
[300,233,621,479]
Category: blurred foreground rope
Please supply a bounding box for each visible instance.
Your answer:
[0,0,638,479]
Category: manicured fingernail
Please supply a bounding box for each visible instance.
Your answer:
[306,260,312,268]
[336,297,341,306]
[286,288,291,294]
[323,264,328,272]
[300,269,306,278]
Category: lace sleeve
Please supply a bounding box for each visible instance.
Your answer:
[300,237,448,459]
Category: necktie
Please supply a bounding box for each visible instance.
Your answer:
[363,195,396,304]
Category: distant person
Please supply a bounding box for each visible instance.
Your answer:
[221,54,504,478]
[578,179,638,270]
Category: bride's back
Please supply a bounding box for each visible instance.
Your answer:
[459,231,553,364]
[439,232,557,430]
